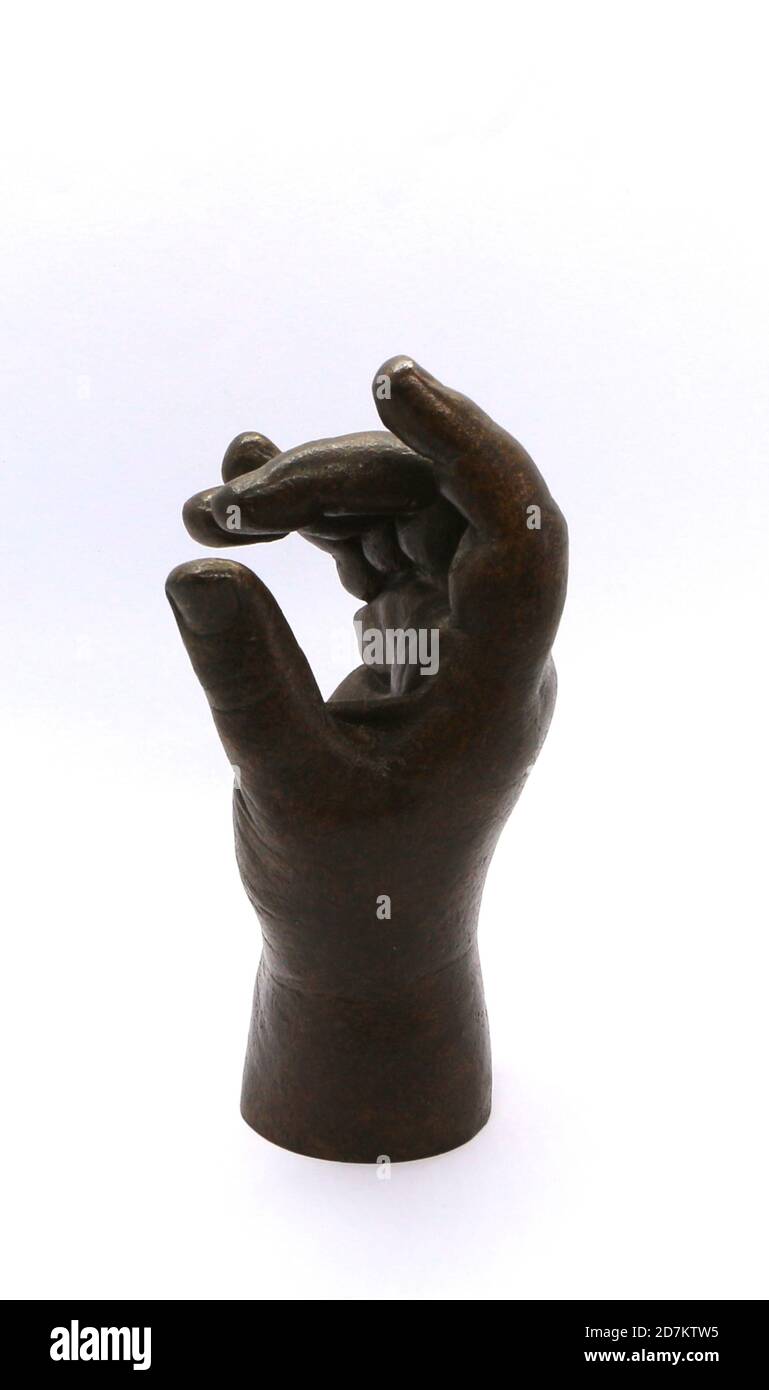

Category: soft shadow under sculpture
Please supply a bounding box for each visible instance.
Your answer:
[166,357,568,1162]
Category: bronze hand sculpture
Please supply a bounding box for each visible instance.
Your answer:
[166,357,568,1162]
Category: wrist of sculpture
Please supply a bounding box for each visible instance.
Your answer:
[240,936,491,1163]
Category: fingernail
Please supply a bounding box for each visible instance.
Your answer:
[212,478,285,531]
[221,473,271,503]
[166,571,240,635]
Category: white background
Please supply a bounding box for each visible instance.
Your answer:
[1,1,767,1299]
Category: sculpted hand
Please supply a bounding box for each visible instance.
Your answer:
[166,357,567,1161]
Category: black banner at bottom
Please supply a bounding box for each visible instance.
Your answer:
[1,1299,764,1375]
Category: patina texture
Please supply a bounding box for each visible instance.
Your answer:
[166,356,568,1162]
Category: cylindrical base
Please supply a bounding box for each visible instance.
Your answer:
[240,948,492,1163]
